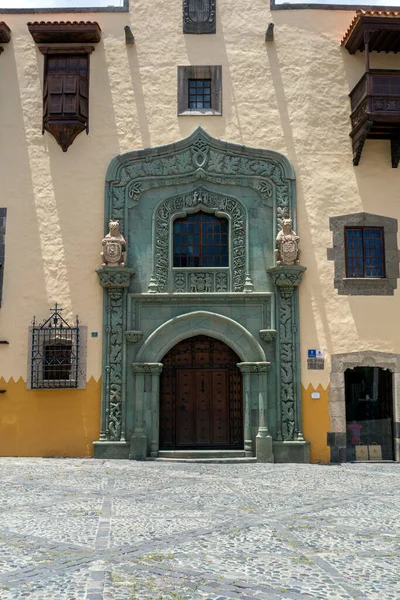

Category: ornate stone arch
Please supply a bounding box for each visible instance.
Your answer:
[104,126,296,239]
[136,310,266,363]
[152,187,247,293]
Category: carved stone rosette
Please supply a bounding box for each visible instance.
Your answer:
[268,265,306,442]
[97,267,134,442]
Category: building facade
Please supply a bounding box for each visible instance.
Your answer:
[0,0,399,463]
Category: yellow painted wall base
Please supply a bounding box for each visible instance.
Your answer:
[302,384,330,464]
[0,377,101,457]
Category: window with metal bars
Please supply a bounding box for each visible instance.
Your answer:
[345,227,385,278]
[173,212,229,267]
[188,79,211,109]
[30,304,80,389]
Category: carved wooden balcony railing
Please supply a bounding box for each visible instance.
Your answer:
[342,11,400,167]
[350,70,400,167]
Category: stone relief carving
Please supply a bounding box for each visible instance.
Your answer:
[108,128,291,244]
[190,272,212,293]
[174,271,228,293]
[183,0,216,30]
[259,329,277,342]
[101,220,127,268]
[124,330,143,343]
[237,362,270,374]
[279,294,296,440]
[153,188,246,293]
[268,265,306,441]
[275,218,300,266]
[107,289,124,441]
[97,268,134,443]
[97,268,134,288]
[215,272,228,292]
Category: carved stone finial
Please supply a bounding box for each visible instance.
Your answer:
[275,217,300,266]
[101,220,127,268]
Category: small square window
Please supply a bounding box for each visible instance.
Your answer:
[178,66,222,115]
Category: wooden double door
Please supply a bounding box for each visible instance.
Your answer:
[160,336,243,449]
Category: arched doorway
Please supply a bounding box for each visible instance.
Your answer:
[160,335,243,450]
[345,366,394,460]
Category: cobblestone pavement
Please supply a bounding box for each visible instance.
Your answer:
[0,459,399,600]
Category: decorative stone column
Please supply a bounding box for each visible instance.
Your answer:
[95,267,134,457]
[268,265,306,443]
[130,363,163,460]
[237,361,273,463]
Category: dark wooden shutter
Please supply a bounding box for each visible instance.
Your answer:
[42,50,91,152]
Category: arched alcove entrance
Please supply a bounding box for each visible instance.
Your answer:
[160,336,243,450]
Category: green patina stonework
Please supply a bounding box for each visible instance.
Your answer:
[94,127,309,463]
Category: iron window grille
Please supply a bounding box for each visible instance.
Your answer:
[30,304,80,389]
[345,227,385,278]
[173,211,229,267]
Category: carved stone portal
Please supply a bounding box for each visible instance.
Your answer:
[101,220,127,268]
[275,218,300,266]
[96,128,310,462]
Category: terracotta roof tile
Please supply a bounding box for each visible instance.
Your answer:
[342,10,400,45]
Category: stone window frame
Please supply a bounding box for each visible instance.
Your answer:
[327,212,400,296]
[178,65,222,116]
[0,208,6,307]
[328,351,400,463]
[27,326,87,390]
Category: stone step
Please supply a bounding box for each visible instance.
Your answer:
[151,457,257,464]
[152,450,257,463]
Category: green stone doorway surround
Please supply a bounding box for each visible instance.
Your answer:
[93,128,309,463]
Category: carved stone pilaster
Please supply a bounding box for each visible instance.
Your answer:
[268,265,306,442]
[237,361,272,462]
[131,363,163,460]
[97,267,134,442]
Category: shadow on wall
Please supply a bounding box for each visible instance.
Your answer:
[179,1,235,141]
[0,35,49,377]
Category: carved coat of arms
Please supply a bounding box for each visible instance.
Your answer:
[101,220,127,268]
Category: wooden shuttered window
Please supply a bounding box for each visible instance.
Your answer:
[40,47,93,152]
[44,73,88,119]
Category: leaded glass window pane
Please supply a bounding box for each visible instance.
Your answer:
[189,79,211,109]
[173,212,229,267]
[345,227,385,278]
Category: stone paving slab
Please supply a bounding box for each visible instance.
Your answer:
[0,459,399,599]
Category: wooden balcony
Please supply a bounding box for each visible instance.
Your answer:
[350,70,400,167]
